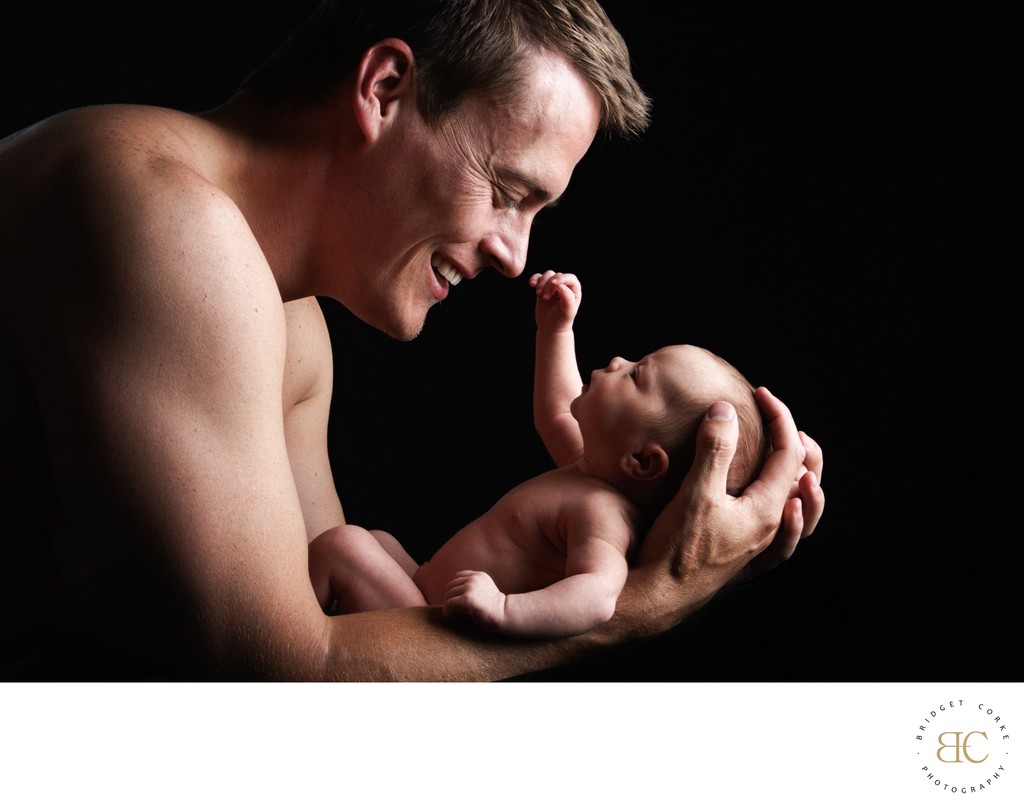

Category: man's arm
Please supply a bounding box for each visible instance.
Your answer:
[281,297,346,543]
[531,271,584,466]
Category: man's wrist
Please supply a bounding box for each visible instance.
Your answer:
[610,563,720,642]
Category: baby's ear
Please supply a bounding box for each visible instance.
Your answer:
[621,443,669,481]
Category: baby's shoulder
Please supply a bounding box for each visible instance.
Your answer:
[532,467,636,519]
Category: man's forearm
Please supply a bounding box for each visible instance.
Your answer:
[319,605,616,681]
[316,564,704,682]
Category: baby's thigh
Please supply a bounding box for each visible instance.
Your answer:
[369,529,420,578]
[309,524,385,572]
[309,525,427,613]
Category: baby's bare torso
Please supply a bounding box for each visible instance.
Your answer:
[413,465,641,603]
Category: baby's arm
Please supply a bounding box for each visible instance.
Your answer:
[531,271,585,466]
[442,504,631,639]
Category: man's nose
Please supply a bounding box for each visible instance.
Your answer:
[478,219,531,278]
[606,356,626,371]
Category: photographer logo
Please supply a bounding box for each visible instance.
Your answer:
[915,699,1012,796]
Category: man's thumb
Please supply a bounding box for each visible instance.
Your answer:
[689,401,739,494]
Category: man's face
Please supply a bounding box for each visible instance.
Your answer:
[348,49,602,340]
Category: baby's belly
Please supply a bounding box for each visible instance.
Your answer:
[412,524,566,604]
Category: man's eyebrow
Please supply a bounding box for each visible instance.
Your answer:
[496,166,561,208]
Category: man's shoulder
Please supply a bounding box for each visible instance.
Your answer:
[34,107,243,231]
[74,107,240,221]
[3,105,287,374]
[73,110,277,296]
[5,105,210,181]
[4,105,253,261]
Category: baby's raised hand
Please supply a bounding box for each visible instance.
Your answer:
[530,271,581,332]
[442,570,507,632]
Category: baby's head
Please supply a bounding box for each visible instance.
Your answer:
[571,345,768,498]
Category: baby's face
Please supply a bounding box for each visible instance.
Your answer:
[571,345,720,462]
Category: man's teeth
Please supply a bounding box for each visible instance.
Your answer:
[431,257,462,286]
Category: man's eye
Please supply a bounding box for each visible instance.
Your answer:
[629,368,637,381]
[496,187,522,211]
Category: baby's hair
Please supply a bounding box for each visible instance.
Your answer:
[655,347,770,497]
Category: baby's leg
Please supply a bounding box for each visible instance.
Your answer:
[370,529,420,578]
[308,525,427,615]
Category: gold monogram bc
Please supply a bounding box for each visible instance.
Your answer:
[915,700,1012,795]
[936,731,989,763]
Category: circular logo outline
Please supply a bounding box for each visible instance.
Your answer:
[913,698,1012,797]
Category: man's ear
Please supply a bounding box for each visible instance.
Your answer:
[620,443,670,481]
[353,38,415,142]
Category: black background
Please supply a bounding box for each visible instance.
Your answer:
[1,2,1016,681]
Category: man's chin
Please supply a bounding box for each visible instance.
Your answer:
[382,314,428,342]
[388,328,423,343]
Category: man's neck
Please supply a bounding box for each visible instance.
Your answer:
[198,89,354,302]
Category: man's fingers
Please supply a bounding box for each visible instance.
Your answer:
[793,432,823,537]
[748,387,806,502]
[687,401,740,498]
[754,387,801,451]
[800,431,823,483]
[796,471,824,537]
[768,497,803,565]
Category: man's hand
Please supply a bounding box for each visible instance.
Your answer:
[630,387,823,633]
[730,394,824,583]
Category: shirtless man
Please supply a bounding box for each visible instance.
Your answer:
[0,0,823,680]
